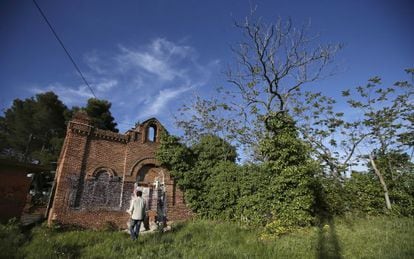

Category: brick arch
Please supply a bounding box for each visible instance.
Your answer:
[146,123,158,142]
[139,118,164,143]
[87,167,116,179]
[129,157,160,180]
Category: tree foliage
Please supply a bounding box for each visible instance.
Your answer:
[156,133,237,213]
[292,91,362,178]
[341,72,413,210]
[343,172,385,215]
[73,98,118,132]
[157,115,321,232]
[259,114,320,228]
[0,93,120,165]
[0,92,69,164]
[292,69,414,213]
[367,151,414,215]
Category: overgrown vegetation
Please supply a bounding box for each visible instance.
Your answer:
[161,11,414,237]
[158,108,413,236]
[1,217,413,258]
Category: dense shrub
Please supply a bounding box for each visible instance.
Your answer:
[317,176,348,216]
[234,165,273,225]
[202,161,241,219]
[373,152,414,216]
[157,133,239,213]
[259,114,319,229]
[0,219,26,259]
[343,172,386,215]
[388,172,414,216]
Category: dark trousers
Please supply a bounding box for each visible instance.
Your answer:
[130,219,143,240]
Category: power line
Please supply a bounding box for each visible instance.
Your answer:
[32,0,97,98]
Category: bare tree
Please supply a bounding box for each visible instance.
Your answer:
[227,12,341,129]
[176,12,341,159]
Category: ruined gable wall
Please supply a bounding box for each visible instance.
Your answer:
[48,116,193,229]
[47,112,131,227]
[48,121,92,226]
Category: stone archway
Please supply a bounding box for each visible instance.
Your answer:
[134,164,168,231]
[127,157,159,180]
[136,165,163,184]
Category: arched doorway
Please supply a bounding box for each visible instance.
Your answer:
[135,165,167,230]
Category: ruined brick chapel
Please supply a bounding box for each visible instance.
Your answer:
[47,112,192,229]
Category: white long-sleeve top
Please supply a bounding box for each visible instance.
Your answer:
[128,196,146,220]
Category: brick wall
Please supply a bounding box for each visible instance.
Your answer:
[47,113,192,229]
[0,170,32,221]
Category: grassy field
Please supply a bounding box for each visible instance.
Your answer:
[1,216,413,258]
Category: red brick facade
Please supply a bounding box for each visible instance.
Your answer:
[47,112,192,229]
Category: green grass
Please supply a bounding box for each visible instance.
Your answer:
[1,216,413,258]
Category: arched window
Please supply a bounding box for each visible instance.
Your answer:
[147,125,157,142]
[80,167,121,209]
[92,171,110,206]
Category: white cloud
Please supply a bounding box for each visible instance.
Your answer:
[31,83,94,106]
[31,38,220,132]
[149,38,194,61]
[84,51,106,74]
[116,39,192,82]
[138,86,193,119]
[95,79,118,92]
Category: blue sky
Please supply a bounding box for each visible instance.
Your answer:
[1,0,413,134]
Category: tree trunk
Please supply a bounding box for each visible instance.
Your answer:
[369,154,392,210]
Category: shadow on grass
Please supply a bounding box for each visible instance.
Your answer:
[316,214,342,259]
[315,184,343,259]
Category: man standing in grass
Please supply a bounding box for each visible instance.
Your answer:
[128,190,147,241]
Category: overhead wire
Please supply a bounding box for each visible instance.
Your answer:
[32,0,97,98]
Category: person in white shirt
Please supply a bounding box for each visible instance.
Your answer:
[128,190,146,240]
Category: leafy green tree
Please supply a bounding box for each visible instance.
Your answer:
[398,112,414,157]
[291,91,365,179]
[186,135,237,212]
[344,172,385,215]
[316,175,348,216]
[73,98,118,132]
[259,113,319,228]
[156,132,194,185]
[0,117,8,153]
[233,164,272,225]
[192,134,237,166]
[368,151,414,215]
[293,70,413,212]
[157,133,238,214]
[343,72,413,210]
[202,161,241,219]
[0,92,69,164]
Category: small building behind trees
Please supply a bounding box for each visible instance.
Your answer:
[0,158,50,223]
